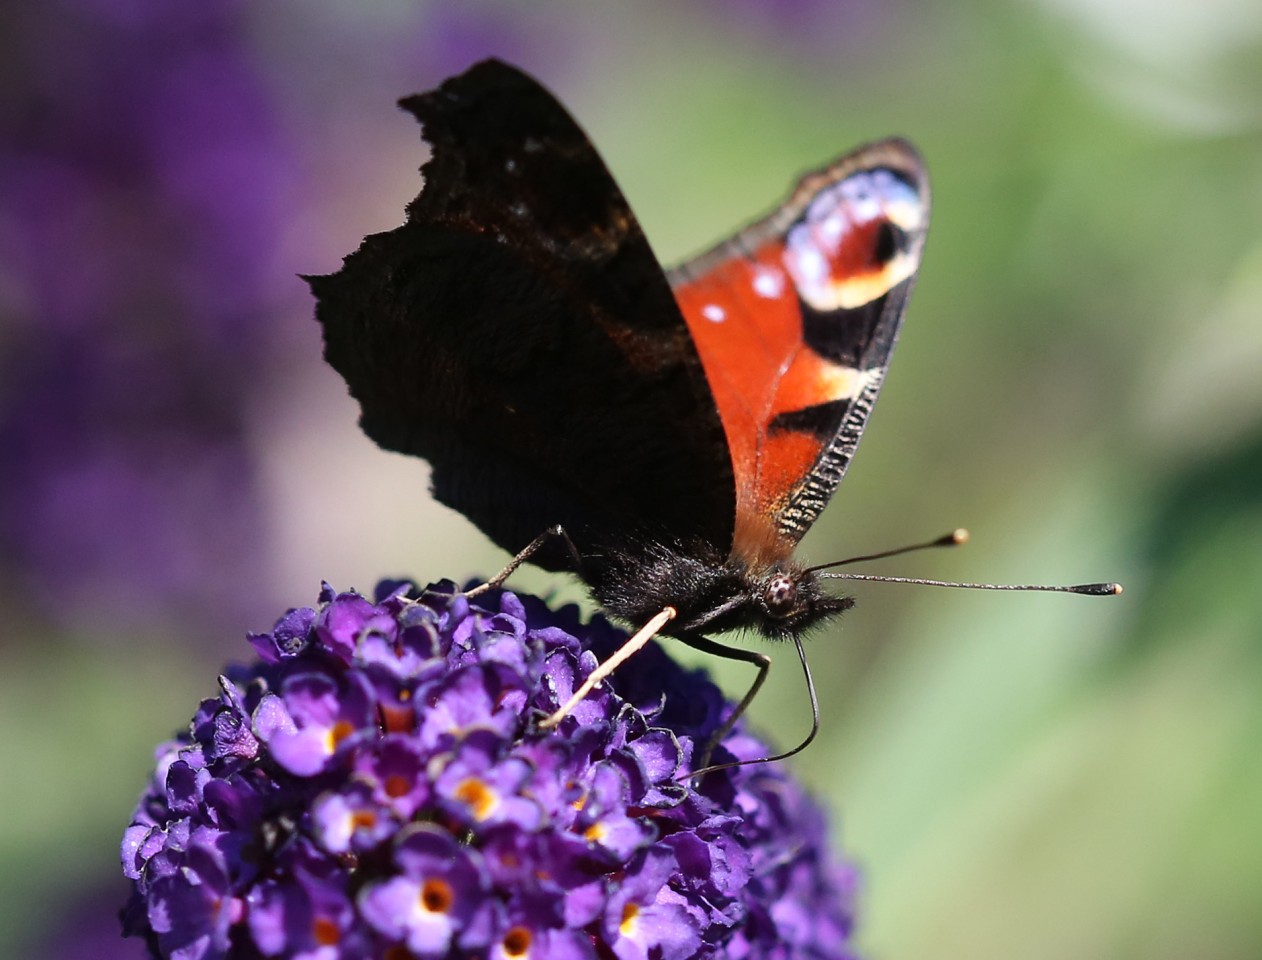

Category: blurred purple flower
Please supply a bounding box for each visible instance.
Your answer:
[0,0,296,635]
[123,579,860,958]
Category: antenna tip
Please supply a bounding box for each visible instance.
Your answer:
[1073,582,1124,596]
[931,528,969,547]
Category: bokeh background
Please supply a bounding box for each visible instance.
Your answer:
[3,1,1261,957]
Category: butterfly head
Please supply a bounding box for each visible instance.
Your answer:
[670,557,855,639]
[747,565,855,640]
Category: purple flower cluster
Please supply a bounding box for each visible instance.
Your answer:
[122,580,858,959]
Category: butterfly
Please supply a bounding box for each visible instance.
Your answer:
[309,58,929,761]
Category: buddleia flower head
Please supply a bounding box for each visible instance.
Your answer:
[122,579,859,959]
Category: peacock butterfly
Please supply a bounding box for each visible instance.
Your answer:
[311,57,929,627]
[310,59,931,758]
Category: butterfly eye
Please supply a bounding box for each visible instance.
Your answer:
[763,574,799,618]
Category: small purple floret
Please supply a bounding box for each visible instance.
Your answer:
[123,580,859,958]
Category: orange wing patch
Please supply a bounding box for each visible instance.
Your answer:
[674,250,870,563]
[671,143,929,563]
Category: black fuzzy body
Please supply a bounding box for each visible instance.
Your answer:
[587,533,855,639]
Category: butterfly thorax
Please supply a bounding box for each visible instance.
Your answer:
[588,535,854,640]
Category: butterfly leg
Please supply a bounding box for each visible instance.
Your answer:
[677,631,819,780]
[465,524,585,598]
[675,633,771,773]
[537,606,678,730]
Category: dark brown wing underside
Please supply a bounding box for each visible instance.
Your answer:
[311,60,734,565]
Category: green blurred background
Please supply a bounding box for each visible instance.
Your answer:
[2,1,1260,957]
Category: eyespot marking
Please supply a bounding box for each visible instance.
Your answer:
[783,168,925,312]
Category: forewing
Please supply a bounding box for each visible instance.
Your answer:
[311,60,734,563]
[669,140,929,559]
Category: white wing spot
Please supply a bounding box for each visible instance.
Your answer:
[752,266,785,299]
[702,303,726,323]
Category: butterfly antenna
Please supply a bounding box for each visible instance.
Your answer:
[684,632,820,782]
[810,528,1122,596]
[807,527,968,572]
[818,573,1122,596]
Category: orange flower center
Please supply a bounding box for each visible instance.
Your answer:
[312,916,340,946]
[419,878,454,914]
[324,720,356,752]
[502,925,532,958]
[620,902,639,935]
[454,777,497,820]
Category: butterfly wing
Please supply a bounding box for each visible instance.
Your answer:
[310,60,734,565]
[669,140,929,563]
